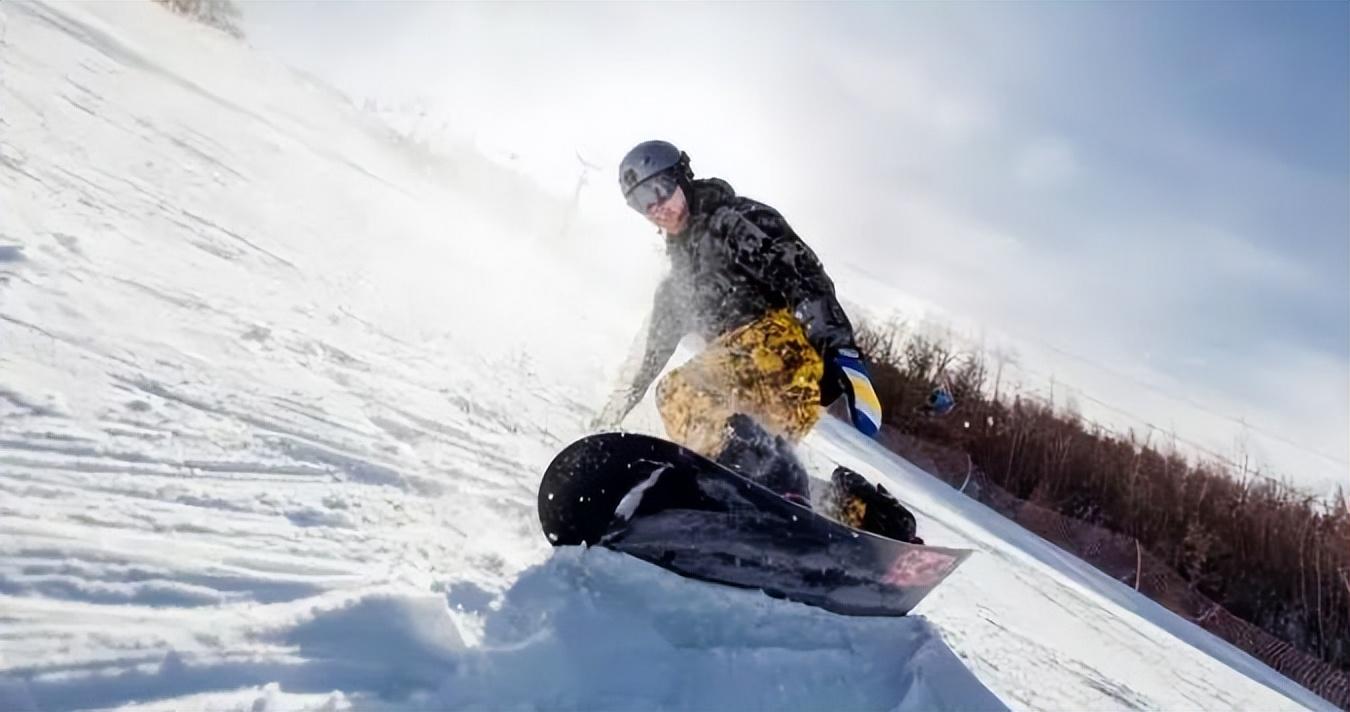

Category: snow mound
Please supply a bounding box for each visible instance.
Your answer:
[434,548,1004,711]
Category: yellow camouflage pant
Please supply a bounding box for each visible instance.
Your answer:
[655,309,824,459]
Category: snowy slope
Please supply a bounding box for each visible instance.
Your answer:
[0,2,1334,710]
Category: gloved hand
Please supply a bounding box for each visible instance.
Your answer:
[589,386,642,431]
[828,347,882,437]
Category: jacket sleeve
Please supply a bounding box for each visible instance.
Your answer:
[709,205,857,356]
[594,277,688,426]
[631,276,688,393]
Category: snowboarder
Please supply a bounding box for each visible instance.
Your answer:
[593,140,945,543]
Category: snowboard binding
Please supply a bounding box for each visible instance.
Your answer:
[830,467,923,544]
[713,414,811,504]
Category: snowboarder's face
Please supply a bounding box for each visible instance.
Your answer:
[646,184,689,234]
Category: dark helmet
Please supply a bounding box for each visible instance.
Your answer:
[618,140,692,213]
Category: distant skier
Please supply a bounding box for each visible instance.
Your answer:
[594,140,945,542]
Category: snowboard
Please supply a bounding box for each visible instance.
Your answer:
[538,432,971,617]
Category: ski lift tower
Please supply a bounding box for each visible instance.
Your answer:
[560,148,603,241]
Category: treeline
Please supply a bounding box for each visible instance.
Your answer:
[856,321,1350,670]
[151,0,244,38]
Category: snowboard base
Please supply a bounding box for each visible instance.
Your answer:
[538,432,970,616]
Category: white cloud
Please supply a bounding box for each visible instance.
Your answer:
[821,43,993,146]
[1014,136,1078,189]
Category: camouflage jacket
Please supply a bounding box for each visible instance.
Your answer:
[621,178,856,402]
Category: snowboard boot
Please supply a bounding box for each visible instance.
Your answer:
[831,467,923,544]
[714,414,812,507]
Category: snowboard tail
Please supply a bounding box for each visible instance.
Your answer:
[538,432,970,617]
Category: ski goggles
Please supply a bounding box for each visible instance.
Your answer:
[624,172,680,215]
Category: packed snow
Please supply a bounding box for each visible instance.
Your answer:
[0,2,1335,710]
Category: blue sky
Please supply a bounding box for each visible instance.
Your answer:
[241,1,1348,494]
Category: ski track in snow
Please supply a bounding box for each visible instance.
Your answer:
[0,2,1335,710]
